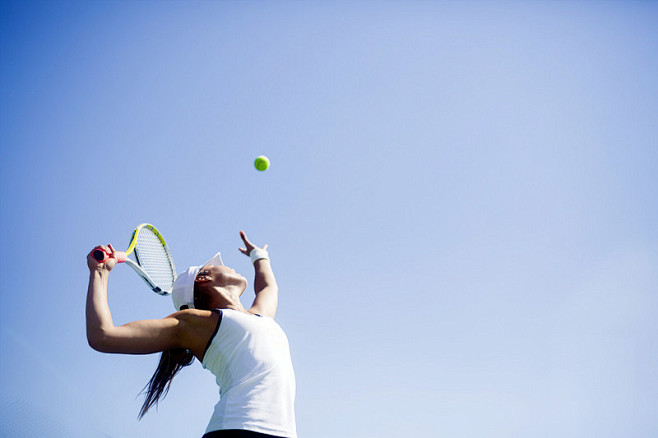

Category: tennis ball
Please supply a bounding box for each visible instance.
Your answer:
[254,155,270,171]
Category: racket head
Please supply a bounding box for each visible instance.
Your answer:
[126,224,177,295]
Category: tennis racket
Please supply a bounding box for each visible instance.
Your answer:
[93,223,177,296]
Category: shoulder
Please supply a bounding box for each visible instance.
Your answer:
[170,309,222,358]
[172,308,217,319]
[169,308,219,331]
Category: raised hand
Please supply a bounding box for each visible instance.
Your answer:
[87,244,118,272]
[238,231,268,257]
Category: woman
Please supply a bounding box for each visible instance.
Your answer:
[86,231,297,438]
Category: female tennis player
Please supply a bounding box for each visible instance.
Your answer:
[86,231,296,438]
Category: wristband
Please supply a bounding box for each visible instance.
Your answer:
[250,248,270,264]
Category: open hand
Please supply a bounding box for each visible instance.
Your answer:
[238,231,268,256]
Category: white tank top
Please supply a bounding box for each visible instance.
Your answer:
[202,309,297,437]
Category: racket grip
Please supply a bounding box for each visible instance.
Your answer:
[92,249,127,263]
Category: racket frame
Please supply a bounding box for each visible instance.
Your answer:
[123,223,176,296]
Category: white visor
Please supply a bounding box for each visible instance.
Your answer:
[171,251,224,311]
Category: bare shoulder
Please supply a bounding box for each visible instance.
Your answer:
[170,309,221,360]
[171,308,218,327]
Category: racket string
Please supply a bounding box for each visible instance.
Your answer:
[134,228,176,292]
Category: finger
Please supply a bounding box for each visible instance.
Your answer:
[263,244,268,251]
[239,247,247,254]
[240,230,253,244]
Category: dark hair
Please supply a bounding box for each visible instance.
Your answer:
[194,281,212,309]
[138,348,194,419]
[138,282,213,419]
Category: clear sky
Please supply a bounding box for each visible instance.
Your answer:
[1,1,657,437]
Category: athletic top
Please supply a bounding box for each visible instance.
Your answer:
[202,309,297,438]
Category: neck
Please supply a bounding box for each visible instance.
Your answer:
[211,285,247,313]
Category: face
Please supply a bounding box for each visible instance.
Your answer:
[195,264,247,295]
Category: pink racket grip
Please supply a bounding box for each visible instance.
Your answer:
[92,249,127,263]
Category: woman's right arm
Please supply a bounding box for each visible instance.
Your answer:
[86,245,191,354]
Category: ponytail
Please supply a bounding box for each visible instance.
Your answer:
[138,348,194,419]
[139,284,211,419]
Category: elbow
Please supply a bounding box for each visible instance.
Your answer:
[257,285,278,296]
[87,334,105,352]
[87,330,112,353]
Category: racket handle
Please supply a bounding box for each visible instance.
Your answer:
[92,249,127,263]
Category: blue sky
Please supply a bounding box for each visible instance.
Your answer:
[1,1,657,437]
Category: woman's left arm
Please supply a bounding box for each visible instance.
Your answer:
[239,231,279,318]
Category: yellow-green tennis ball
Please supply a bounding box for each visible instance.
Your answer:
[254,155,270,171]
